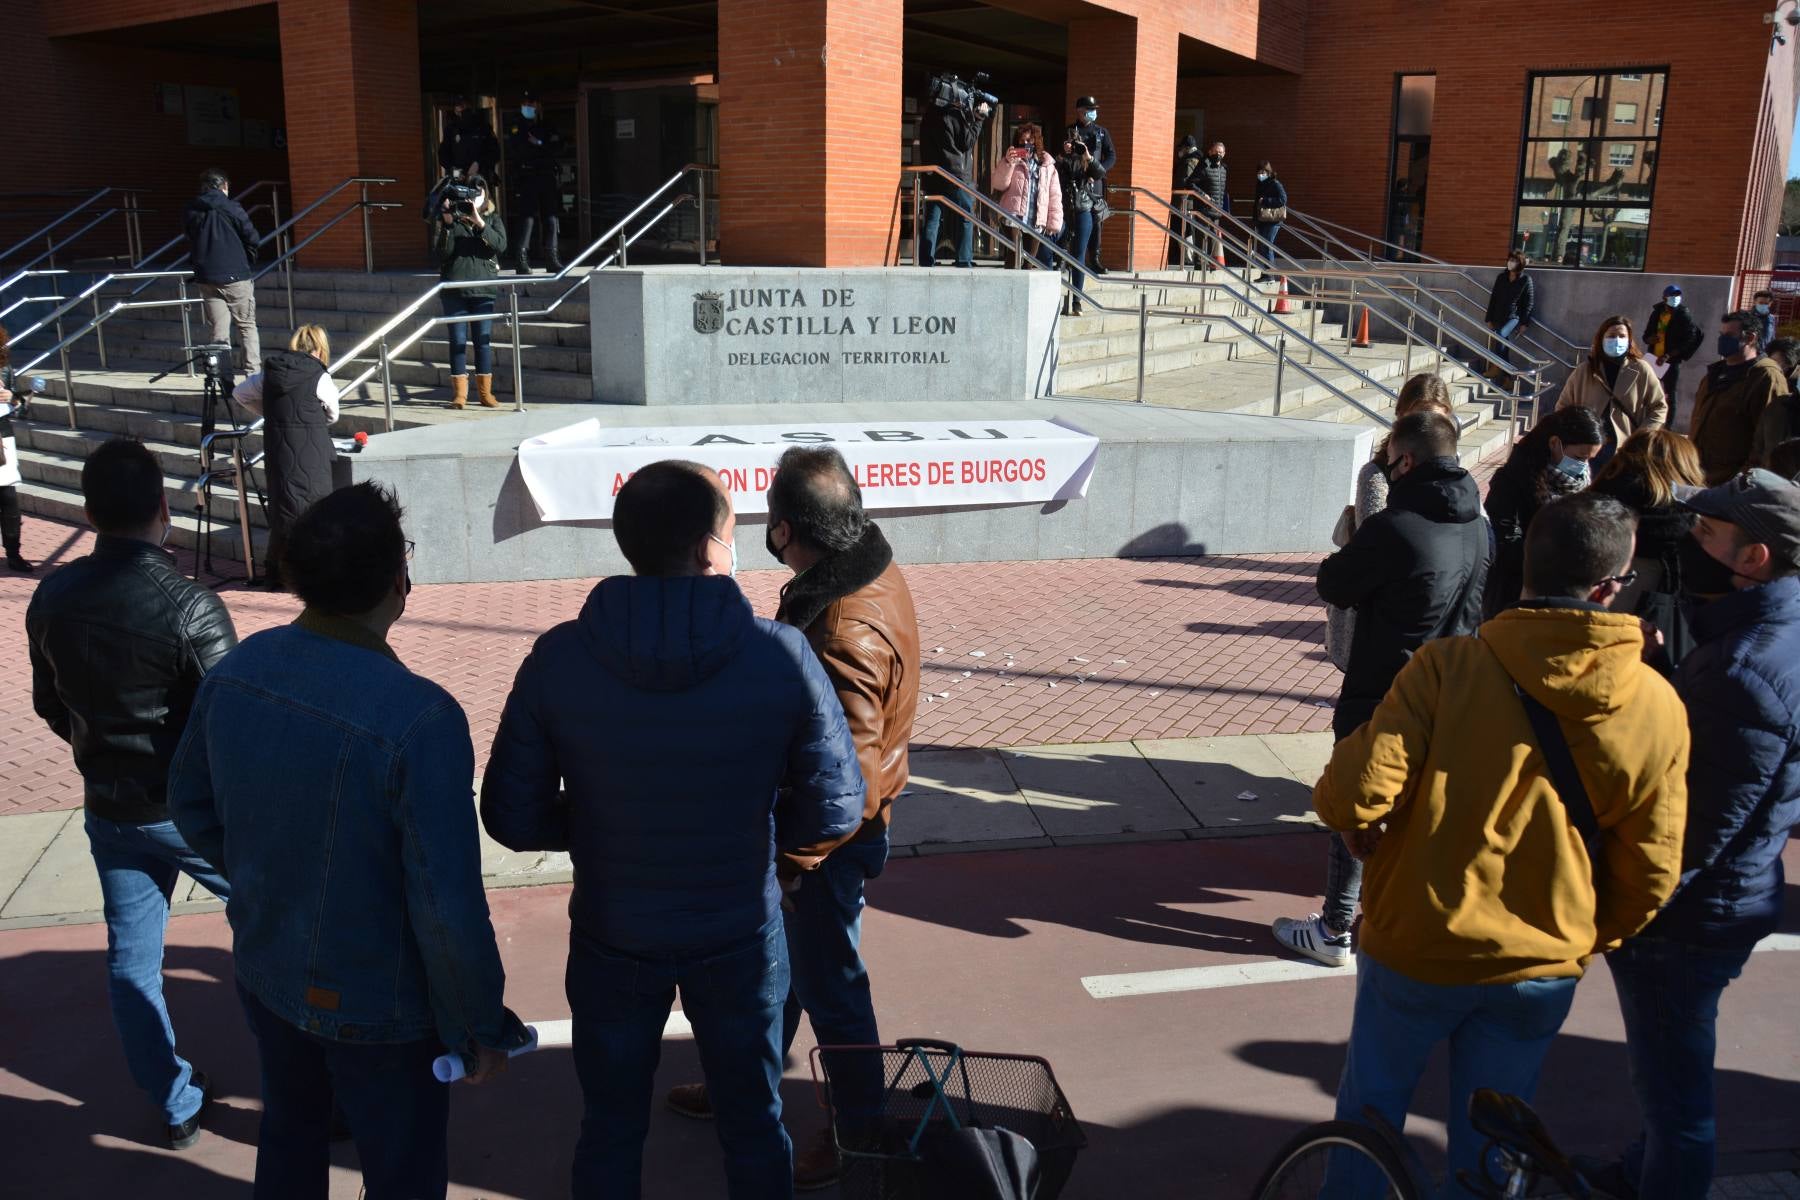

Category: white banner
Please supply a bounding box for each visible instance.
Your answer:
[516,418,1100,521]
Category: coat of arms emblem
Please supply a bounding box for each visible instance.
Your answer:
[693,290,724,334]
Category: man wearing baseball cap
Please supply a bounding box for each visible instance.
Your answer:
[1586,468,1800,1200]
[1645,283,1704,425]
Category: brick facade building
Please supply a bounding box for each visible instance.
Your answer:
[2,0,1793,279]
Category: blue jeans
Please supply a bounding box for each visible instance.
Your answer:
[1607,935,1756,1200]
[1329,954,1578,1200]
[441,293,495,375]
[1064,209,1096,294]
[567,917,792,1199]
[782,835,888,1129]
[1489,317,1521,367]
[238,982,447,1200]
[84,815,230,1125]
[1256,221,1283,269]
[920,185,974,267]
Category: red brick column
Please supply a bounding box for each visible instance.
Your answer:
[717,0,902,266]
[277,0,420,270]
[1066,12,1178,273]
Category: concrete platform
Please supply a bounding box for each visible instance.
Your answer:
[350,398,1373,584]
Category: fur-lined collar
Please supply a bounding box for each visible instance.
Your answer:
[776,524,894,632]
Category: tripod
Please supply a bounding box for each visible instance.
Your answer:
[155,345,268,584]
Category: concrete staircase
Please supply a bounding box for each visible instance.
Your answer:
[1053,271,1516,467]
[10,268,603,568]
[11,265,1515,571]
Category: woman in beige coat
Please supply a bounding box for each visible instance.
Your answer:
[1556,314,1667,463]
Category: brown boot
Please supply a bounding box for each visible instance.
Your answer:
[475,373,498,408]
[792,1128,841,1192]
[665,1083,712,1120]
[450,375,468,409]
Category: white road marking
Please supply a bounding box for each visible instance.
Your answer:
[528,1012,692,1047]
[1082,932,1800,1000]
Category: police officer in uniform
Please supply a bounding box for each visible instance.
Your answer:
[438,95,499,183]
[1064,95,1116,275]
[507,91,565,274]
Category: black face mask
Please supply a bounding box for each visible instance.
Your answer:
[1678,536,1738,599]
[765,524,786,566]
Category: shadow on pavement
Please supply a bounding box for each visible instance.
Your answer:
[871,837,1322,955]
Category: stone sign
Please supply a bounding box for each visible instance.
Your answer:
[588,266,1063,406]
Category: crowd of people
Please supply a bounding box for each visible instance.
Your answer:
[1280,354,1800,1200]
[26,439,917,1199]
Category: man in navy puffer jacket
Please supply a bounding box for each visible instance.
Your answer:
[482,460,864,1200]
[1595,468,1800,1200]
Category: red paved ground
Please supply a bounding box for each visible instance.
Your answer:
[0,514,1338,816]
[5,837,1796,1199]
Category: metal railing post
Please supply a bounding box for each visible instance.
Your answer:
[695,171,708,265]
[45,233,56,271]
[1126,212,1136,272]
[510,289,525,412]
[912,177,924,267]
[1309,299,1320,366]
[178,278,195,377]
[361,182,375,273]
[617,230,629,269]
[232,443,256,581]
[378,337,394,432]
[1402,309,1415,378]
[92,294,108,369]
[1135,293,1149,405]
[1346,277,1357,348]
[1273,335,1287,415]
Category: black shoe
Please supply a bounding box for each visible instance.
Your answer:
[168,1071,213,1151]
[5,552,33,573]
[1570,1155,1636,1200]
[514,259,533,275]
[1092,261,1109,276]
[547,257,566,274]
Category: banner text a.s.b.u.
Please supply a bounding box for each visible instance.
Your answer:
[515,419,1100,522]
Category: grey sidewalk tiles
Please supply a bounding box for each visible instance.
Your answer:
[0,732,1335,929]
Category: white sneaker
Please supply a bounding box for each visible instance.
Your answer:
[1272,913,1353,967]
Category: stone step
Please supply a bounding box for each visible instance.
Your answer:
[101,312,593,350]
[93,331,595,377]
[1056,313,1344,368]
[249,283,591,325]
[14,477,262,563]
[1055,320,1350,391]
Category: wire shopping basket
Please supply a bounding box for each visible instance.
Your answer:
[810,1037,1086,1200]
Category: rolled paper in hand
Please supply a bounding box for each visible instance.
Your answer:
[432,1024,542,1082]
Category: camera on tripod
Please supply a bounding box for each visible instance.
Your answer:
[192,342,236,382]
[926,70,997,112]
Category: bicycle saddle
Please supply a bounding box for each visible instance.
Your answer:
[1468,1090,1588,1198]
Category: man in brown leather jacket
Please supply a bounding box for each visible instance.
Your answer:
[667,446,920,1190]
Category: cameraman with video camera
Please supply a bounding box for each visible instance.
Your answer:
[431,175,508,411]
[1063,95,1116,275]
[919,71,994,269]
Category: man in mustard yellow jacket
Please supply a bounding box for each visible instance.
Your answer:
[1313,491,1689,1199]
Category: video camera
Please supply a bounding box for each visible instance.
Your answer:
[192,342,236,383]
[927,70,997,112]
[442,180,482,218]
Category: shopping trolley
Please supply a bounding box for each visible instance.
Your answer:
[809,1037,1086,1200]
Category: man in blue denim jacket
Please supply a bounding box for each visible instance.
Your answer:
[483,460,865,1200]
[170,483,514,1199]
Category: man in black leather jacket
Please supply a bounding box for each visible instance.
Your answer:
[26,438,238,1151]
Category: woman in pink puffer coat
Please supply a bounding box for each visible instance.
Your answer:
[991,122,1064,269]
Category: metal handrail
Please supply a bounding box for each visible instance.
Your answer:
[0,187,147,269]
[0,294,64,322]
[901,167,1402,425]
[330,164,718,428]
[1160,186,1550,378]
[1278,206,1586,360]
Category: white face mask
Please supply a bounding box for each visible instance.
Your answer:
[520,105,537,120]
[1257,172,1269,182]
[708,534,738,578]
[1666,295,1682,308]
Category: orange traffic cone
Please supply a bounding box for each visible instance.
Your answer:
[1352,305,1371,348]
[1273,277,1293,315]
[1213,245,1227,268]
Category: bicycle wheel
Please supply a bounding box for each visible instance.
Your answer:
[1251,1120,1426,1200]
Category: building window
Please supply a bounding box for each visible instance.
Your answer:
[1516,70,1666,270]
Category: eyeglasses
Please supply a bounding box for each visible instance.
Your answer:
[1602,570,1639,589]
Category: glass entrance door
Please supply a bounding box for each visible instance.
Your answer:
[1386,75,1435,258]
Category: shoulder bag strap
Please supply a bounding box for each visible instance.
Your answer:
[1510,677,1603,861]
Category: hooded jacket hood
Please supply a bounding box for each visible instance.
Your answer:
[1386,457,1483,526]
[1481,604,1646,721]
[579,574,752,692]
